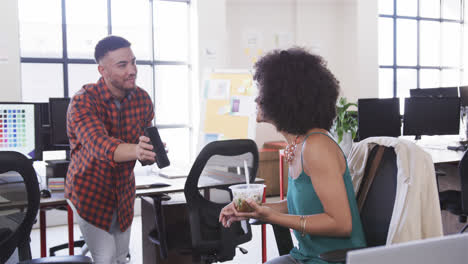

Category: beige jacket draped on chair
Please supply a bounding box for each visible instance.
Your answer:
[348,137,443,244]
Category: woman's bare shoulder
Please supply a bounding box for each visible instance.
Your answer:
[302,133,346,176]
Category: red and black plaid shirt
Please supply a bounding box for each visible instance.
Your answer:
[65,77,154,231]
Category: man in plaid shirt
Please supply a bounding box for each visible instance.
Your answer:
[65,35,157,263]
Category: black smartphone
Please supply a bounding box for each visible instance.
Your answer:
[144,126,170,169]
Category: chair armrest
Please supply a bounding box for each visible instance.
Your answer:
[318,247,366,263]
[19,256,93,264]
[435,169,446,177]
[249,219,266,225]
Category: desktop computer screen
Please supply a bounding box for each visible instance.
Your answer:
[41,98,71,185]
[358,98,401,140]
[409,87,458,98]
[0,102,42,160]
[459,86,468,107]
[49,98,70,148]
[403,97,460,137]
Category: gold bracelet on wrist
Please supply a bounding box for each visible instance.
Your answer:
[300,215,307,237]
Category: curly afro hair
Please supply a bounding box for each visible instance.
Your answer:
[254,47,340,135]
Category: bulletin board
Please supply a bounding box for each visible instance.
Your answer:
[199,70,257,149]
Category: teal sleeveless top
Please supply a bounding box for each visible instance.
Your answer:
[287,132,366,264]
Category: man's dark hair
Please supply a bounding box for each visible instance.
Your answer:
[253,47,340,134]
[94,35,131,63]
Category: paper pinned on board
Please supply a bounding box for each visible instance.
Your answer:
[237,85,246,94]
[204,133,220,144]
[230,96,256,117]
[237,79,252,94]
[206,79,231,99]
[217,105,231,115]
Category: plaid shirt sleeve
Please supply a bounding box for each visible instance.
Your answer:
[146,101,154,128]
[68,92,122,167]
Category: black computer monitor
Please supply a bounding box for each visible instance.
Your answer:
[0,102,42,160]
[49,98,71,148]
[403,97,460,137]
[459,86,468,107]
[358,98,401,140]
[409,87,458,98]
[38,102,50,126]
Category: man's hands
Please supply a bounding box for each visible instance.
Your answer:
[113,136,167,164]
[137,135,156,165]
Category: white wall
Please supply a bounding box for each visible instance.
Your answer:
[197,0,228,70]
[207,0,379,147]
[0,0,21,101]
[226,0,297,147]
[297,0,379,102]
[356,0,379,100]
[296,0,353,97]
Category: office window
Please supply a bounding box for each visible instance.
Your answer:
[18,0,193,164]
[21,63,64,102]
[378,0,466,99]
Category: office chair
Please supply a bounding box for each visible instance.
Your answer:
[319,145,397,262]
[146,139,258,263]
[439,149,468,233]
[0,151,92,264]
[185,139,259,263]
[265,145,398,263]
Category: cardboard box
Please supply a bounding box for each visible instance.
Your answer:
[258,148,289,197]
[263,141,287,150]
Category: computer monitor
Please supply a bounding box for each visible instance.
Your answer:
[49,98,71,148]
[459,86,468,107]
[38,102,50,126]
[0,102,42,160]
[409,87,458,98]
[358,98,401,140]
[403,97,460,137]
[347,233,468,264]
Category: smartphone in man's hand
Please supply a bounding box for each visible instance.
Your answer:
[144,126,170,169]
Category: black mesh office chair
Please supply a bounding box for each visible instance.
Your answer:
[146,139,259,263]
[267,145,398,263]
[439,149,468,233]
[185,139,259,263]
[0,151,92,264]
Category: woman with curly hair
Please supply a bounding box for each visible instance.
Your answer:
[219,47,366,264]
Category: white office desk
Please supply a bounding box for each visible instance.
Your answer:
[399,135,465,164]
[36,163,264,258]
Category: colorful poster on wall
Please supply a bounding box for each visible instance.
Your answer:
[199,70,257,150]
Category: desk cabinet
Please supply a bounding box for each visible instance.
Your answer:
[141,195,192,264]
[258,148,288,197]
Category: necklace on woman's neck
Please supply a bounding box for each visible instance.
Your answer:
[284,135,301,164]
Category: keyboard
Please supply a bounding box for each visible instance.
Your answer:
[447,145,468,151]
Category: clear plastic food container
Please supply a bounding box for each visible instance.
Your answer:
[229,183,265,212]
